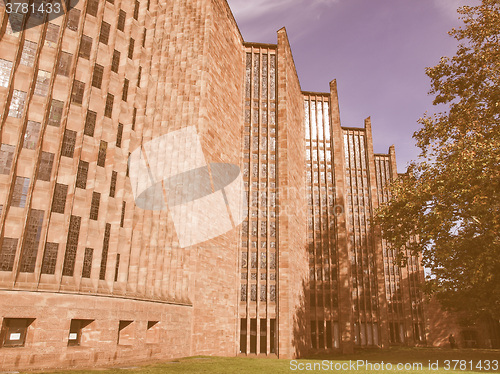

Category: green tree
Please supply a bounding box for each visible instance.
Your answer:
[375,0,500,319]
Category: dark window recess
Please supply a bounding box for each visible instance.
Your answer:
[61,130,77,158]
[270,319,276,353]
[120,201,126,227]
[62,215,81,276]
[89,192,100,220]
[260,318,267,354]
[84,110,97,137]
[126,153,130,177]
[114,253,120,281]
[122,79,129,101]
[51,183,68,214]
[97,141,107,167]
[106,0,114,4]
[11,176,30,208]
[0,238,19,272]
[57,52,72,76]
[147,0,150,10]
[68,319,93,346]
[92,64,104,89]
[1,318,34,347]
[86,0,98,17]
[133,0,139,19]
[48,99,64,127]
[132,107,137,130]
[99,223,111,280]
[250,318,257,354]
[71,80,85,104]
[116,124,123,148]
[137,67,141,87]
[111,50,120,73]
[128,38,134,59]
[6,13,23,35]
[99,21,111,45]
[0,144,15,174]
[117,10,126,31]
[82,248,93,278]
[104,94,114,118]
[23,121,41,150]
[45,23,59,44]
[37,152,54,181]
[66,8,80,31]
[142,28,146,47]
[79,35,92,59]
[19,209,44,273]
[41,242,58,274]
[239,319,247,353]
[109,171,117,197]
[76,160,89,189]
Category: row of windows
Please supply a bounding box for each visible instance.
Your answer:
[239,318,276,354]
[240,284,276,302]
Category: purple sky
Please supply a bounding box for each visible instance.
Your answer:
[226,0,479,172]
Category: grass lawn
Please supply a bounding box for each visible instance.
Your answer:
[32,347,499,374]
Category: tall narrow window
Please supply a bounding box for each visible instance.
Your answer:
[41,242,58,274]
[61,130,77,158]
[116,124,123,148]
[240,319,247,353]
[51,183,68,214]
[45,23,59,46]
[90,192,100,220]
[37,152,54,181]
[62,215,81,276]
[0,238,18,271]
[79,35,92,59]
[99,21,111,45]
[48,99,64,127]
[128,38,134,59]
[82,248,93,278]
[34,70,51,96]
[250,319,257,354]
[20,41,37,66]
[260,319,267,354]
[99,223,111,280]
[19,209,44,273]
[132,107,137,130]
[23,121,41,149]
[92,64,104,89]
[8,90,27,118]
[66,8,80,31]
[86,0,98,16]
[133,0,139,19]
[117,10,126,31]
[57,52,72,77]
[111,50,120,73]
[122,79,129,101]
[142,28,146,47]
[11,177,30,207]
[120,201,126,227]
[0,144,15,174]
[71,80,85,104]
[0,59,13,87]
[76,160,89,189]
[97,141,107,167]
[137,67,142,87]
[109,171,117,197]
[114,253,120,281]
[84,110,97,136]
[104,94,114,118]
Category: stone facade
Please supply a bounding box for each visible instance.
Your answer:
[0,0,427,370]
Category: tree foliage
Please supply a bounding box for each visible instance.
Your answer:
[375,0,500,319]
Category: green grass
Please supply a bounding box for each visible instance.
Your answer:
[30,348,499,374]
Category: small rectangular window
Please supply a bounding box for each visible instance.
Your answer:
[45,23,59,46]
[117,10,126,31]
[0,144,15,174]
[20,41,37,66]
[57,52,72,76]
[9,90,27,118]
[99,21,111,45]
[76,160,89,189]
[61,129,77,158]
[41,242,58,274]
[62,215,81,276]
[48,99,64,127]
[79,35,92,59]
[86,0,98,17]
[68,319,93,346]
[19,209,44,273]
[122,79,129,101]
[23,121,41,149]
[51,183,68,214]
[34,70,51,97]
[126,152,130,176]
[120,201,126,227]
[132,107,137,130]
[5,13,23,35]
[0,238,18,271]
[116,124,123,148]
[1,318,34,347]
[133,0,139,19]
[37,152,54,181]
[142,28,146,47]
[111,50,120,73]
[66,8,80,31]
[0,59,13,87]
[118,320,134,345]
[106,0,114,4]
[11,177,30,208]
[109,171,117,197]
[90,192,100,220]
[71,80,85,104]
[82,247,93,278]
[104,94,114,118]
[84,110,97,136]
[114,253,120,281]
[99,223,111,280]
[137,67,141,87]
[92,64,104,89]
[128,38,134,59]
[97,141,107,167]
